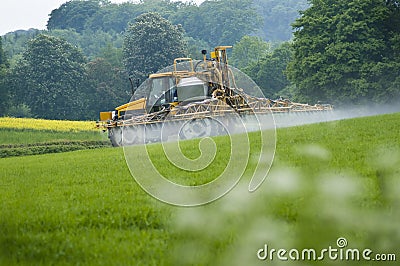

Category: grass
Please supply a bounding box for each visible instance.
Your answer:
[168,113,400,265]
[0,113,399,265]
[0,128,105,145]
[0,118,108,157]
[144,136,234,186]
[0,148,171,265]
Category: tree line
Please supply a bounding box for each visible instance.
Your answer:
[1,0,304,120]
[288,0,400,104]
[0,0,399,120]
[0,11,187,120]
[45,0,303,45]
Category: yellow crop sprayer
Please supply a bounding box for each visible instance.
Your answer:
[97,46,332,146]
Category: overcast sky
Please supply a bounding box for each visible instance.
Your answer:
[0,0,204,36]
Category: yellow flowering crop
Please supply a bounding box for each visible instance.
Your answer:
[0,117,97,132]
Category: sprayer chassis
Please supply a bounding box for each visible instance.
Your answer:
[101,96,332,147]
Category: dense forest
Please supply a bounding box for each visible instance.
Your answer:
[0,0,399,120]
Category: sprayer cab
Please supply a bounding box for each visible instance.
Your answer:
[136,46,234,114]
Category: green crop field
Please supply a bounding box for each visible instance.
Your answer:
[0,118,109,158]
[0,128,105,145]
[0,114,399,265]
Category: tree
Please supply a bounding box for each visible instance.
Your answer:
[100,43,123,67]
[0,37,8,69]
[287,0,400,104]
[230,36,271,69]
[85,2,142,33]
[48,29,123,60]
[1,29,41,59]
[253,0,309,41]
[245,42,293,98]
[8,35,89,120]
[47,0,101,32]
[0,36,10,115]
[123,12,187,82]
[185,36,211,60]
[86,58,130,117]
[170,0,261,47]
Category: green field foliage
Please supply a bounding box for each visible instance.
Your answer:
[0,128,105,145]
[0,148,170,265]
[1,113,399,265]
[0,128,109,158]
[0,117,109,157]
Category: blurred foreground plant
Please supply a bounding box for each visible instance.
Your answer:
[168,138,399,266]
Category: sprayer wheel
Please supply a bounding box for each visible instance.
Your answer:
[109,127,122,147]
[179,118,212,140]
[121,126,144,146]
